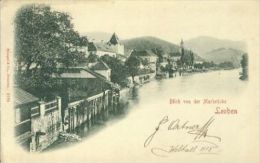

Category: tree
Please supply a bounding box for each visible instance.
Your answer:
[100,55,129,87]
[190,51,194,66]
[202,61,216,68]
[179,50,195,68]
[240,53,248,80]
[87,53,98,63]
[180,46,185,66]
[15,4,88,93]
[125,56,140,83]
[241,53,248,69]
[218,62,234,69]
[152,47,164,63]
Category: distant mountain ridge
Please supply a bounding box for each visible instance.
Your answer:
[122,36,179,53]
[84,32,204,61]
[204,48,244,68]
[185,36,247,67]
[122,36,203,61]
[84,32,246,66]
[185,36,246,55]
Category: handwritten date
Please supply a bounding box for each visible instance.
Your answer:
[144,115,221,157]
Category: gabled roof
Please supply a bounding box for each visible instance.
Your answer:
[53,68,119,89]
[15,87,39,106]
[96,43,116,53]
[109,33,120,45]
[82,68,119,89]
[88,42,116,53]
[90,61,110,70]
[75,59,111,71]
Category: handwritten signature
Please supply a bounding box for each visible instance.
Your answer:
[144,116,221,157]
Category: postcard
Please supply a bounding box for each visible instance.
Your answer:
[1,0,259,163]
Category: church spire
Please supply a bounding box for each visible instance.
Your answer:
[180,38,184,55]
[109,32,120,45]
[180,39,184,48]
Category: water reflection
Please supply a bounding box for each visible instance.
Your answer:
[46,69,246,152]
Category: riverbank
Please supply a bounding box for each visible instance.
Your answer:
[41,69,248,163]
[179,67,240,77]
[44,87,133,152]
[44,68,241,152]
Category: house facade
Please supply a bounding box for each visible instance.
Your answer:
[88,42,117,57]
[130,49,158,72]
[87,33,125,58]
[169,52,182,68]
[89,61,111,81]
[14,88,39,151]
[52,67,119,132]
[74,60,111,81]
[107,33,124,55]
[30,97,62,152]
[14,87,62,152]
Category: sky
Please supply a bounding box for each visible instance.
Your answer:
[48,0,259,44]
[2,0,259,44]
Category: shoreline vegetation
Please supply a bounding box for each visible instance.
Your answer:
[14,4,248,152]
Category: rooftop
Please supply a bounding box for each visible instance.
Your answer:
[14,87,39,106]
[108,33,120,45]
[88,42,116,53]
[90,61,110,70]
[53,67,118,89]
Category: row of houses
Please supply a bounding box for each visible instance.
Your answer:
[15,33,197,152]
[85,33,159,83]
[83,33,199,80]
[15,65,121,152]
[15,33,122,150]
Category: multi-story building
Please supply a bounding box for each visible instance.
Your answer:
[14,87,62,152]
[14,87,39,151]
[88,33,125,58]
[130,49,158,72]
[52,67,119,132]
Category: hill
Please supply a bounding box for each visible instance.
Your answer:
[185,36,247,56]
[122,36,203,61]
[203,48,244,68]
[122,36,179,53]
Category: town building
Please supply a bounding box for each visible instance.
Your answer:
[130,49,158,72]
[14,87,39,151]
[14,87,62,152]
[89,61,111,81]
[52,67,119,132]
[108,33,124,55]
[75,60,111,81]
[88,33,125,58]
[169,52,182,68]
[30,97,62,152]
[88,42,117,58]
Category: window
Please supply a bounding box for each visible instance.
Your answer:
[15,108,21,124]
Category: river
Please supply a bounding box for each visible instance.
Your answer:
[44,69,251,163]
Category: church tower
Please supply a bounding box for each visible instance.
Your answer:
[109,33,120,45]
[180,39,184,55]
[180,39,185,65]
[108,33,125,55]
